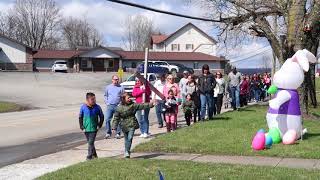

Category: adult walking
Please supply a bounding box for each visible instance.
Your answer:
[214,72,225,114]
[184,74,200,123]
[163,74,181,131]
[227,67,241,110]
[198,64,216,120]
[132,78,152,138]
[153,74,166,128]
[239,76,249,107]
[179,71,189,103]
[104,75,124,139]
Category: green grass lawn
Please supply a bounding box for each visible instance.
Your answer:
[310,78,320,117]
[0,101,25,113]
[38,158,320,179]
[135,105,320,159]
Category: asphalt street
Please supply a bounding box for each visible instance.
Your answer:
[0,72,159,168]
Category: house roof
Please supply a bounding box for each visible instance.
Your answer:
[151,35,168,44]
[33,49,83,59]
[151,23,217,44]
[0,33,34,49]
[115,50,226,61]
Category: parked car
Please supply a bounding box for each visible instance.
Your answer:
[170,63,194,74]
[137,62,169,74]
[52,60,68,72]
[120,73,158,95]
[151,61,179,73]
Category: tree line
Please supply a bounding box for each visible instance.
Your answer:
[0,0,104,49]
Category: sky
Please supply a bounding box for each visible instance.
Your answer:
[0,0,274,68]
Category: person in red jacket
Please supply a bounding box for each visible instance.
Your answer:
[240,76,249,107]
[132,78,152,138]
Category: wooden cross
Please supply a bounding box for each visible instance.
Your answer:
[134,72,166,101]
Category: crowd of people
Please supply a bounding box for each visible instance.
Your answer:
[228,70,272,110]
[78,64,272,160]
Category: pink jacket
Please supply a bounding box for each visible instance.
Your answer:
[132,84,151,103]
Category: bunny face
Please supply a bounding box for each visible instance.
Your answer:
[273,49,316,90]
[273,58,304,89]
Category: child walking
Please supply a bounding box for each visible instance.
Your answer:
[112,93,155,158]
[79,92,104,160]
[164,90,179,132]
[182,93,195,126]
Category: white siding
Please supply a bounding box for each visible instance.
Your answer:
[163,25,217,55]
[79,48,120,58]
[0,36,27,63]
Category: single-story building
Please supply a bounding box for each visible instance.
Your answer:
[0,34,34,71]
[0,33,227,72]
[33,46,227,72]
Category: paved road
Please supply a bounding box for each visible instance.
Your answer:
[0,72,152,167]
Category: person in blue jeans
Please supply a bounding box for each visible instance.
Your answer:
[153,74,166,128]
[197,64,216,120]
[228,67,241,110]
[104,75,124,139]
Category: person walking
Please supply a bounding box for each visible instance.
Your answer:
[132,78,152,138]
[163,74,181,128]
[153,74,166,128]
[79,92,104,160]
[182,93,195,126]
[112,93,155,158]
[164,90,179,131]
[227,67,241,110]
[179,71,189,103]
[215,72,225,114]
[184,75,200,123]
[104,75,124,139]
[239,76,249,107]
[251,75,262,102]
[198,64,216,120]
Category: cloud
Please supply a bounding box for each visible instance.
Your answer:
[0,1,13,13]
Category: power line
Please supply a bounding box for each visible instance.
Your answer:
[231,48,272,63]
[106,0,219,22]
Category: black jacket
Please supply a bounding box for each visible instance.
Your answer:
[197,73,216,94]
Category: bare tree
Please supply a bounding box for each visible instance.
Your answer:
[262,55,271,72]
[4,0,61,49]
[122,15,155,51]
[61,17,104,49]
[188,0,320,111]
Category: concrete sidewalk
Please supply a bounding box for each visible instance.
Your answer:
[130,152,320,170]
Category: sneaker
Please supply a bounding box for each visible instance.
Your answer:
[105,134,111,139]
[124,151,130,158]
[142,133,149,138]
[158,124,163,128]
[139,134,145,138]
[115,134,121,139]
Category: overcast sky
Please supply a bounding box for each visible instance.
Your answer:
[0,0,274,68]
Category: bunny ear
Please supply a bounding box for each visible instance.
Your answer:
[302,49,317,63]
[294,50,309,72]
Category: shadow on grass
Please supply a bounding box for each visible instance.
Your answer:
[212,117,231,121]
[303,133,320,140]
[133,153,166,159]
[239,109,256,112]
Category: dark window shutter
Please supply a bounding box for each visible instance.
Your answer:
[178,44,180,51]
[192,44,194,49]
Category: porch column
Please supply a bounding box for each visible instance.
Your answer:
[119,58,123,70]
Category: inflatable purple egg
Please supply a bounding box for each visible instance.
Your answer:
[252,132,266,151]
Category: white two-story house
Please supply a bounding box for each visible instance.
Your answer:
[150,23,217,56]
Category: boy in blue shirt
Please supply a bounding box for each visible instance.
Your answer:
[79,92,104,160]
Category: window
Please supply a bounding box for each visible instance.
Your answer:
[171,44,180,51]
[131,62,137,68]
[193,62,199,69]
[186,44,194,50]
[108,60,114,68]
[81,58,91,68]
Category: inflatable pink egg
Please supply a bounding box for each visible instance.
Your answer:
[252,132,266,151]
[282,130,297,145]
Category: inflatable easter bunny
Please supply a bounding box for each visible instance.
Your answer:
[267,49,317,139]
